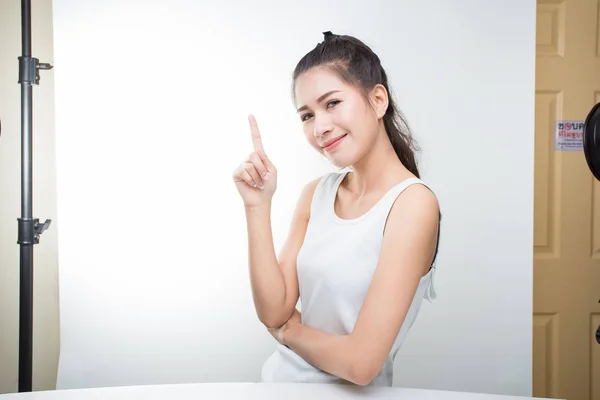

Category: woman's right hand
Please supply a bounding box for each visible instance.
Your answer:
[233,115,277,209]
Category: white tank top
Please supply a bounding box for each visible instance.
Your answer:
[261,170,439,386]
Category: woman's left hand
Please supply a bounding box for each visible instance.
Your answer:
[268,308,301,345]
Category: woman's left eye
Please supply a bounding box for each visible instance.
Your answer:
[327,100,340,108]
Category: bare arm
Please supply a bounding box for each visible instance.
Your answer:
[279,184,440,385]
[246,177,320,328]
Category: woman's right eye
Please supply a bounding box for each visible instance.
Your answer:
[301,113,313,122]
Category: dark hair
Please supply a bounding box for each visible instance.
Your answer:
[292,31,420,178]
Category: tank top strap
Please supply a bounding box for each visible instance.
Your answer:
[308,171,347,217]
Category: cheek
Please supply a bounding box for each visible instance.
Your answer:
[335,101,368,131]
[338,106,379,149]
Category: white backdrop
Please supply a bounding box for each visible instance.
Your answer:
[51,0,536,396]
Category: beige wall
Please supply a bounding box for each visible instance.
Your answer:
[0,0,59,394]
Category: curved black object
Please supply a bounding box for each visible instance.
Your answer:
[583,102,600,181]
[584,103,600,346]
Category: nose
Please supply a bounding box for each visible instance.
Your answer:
[313,113,333,139]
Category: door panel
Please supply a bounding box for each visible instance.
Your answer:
[533,0,600,399]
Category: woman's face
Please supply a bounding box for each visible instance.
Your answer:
[294,68,386,168]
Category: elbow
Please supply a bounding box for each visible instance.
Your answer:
[257,309,290,329]
[346,357,382,386]
[255,298,295,329]
[347,370,377,387]
[259,314,285,329]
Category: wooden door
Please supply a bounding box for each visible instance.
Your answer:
[533,0,600,399]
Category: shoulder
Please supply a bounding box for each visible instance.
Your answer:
[395,181,439,216]
[293,174,327,219]
[299,175,323,203]
[386,181,440,242]
[296,171,342,214]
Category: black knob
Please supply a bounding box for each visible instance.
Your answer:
[596,325,600,344]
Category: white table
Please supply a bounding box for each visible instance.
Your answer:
[0,383,557,399]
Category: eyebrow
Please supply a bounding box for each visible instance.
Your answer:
[296,90,341,113]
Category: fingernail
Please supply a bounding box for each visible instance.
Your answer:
[262,172,268,179]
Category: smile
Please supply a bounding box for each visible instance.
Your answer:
[322,134,347,151]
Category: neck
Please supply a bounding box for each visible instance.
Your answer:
[347,128,413,196]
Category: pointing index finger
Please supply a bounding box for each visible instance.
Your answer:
[248,114,266,157]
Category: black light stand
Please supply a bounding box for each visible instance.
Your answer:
[16,0,53,392]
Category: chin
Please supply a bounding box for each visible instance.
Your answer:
[325,153,357,169]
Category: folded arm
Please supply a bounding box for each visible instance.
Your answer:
[280,184,440,385]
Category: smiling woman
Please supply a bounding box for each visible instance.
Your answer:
[232,31,441,387]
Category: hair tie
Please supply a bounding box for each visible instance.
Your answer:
[323,31,335,41]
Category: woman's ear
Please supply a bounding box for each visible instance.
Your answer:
[369,84,389,119]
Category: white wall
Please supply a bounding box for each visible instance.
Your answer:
[50,0,536,397]
[0,0,60,394]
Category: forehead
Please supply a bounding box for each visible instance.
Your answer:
[294,68,353,105]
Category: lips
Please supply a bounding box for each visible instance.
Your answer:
[321,134,347,149]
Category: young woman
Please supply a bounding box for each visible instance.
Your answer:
[232,31,441,387]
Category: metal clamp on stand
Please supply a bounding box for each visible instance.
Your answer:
[17,218,52,246]
[19,55,53,86]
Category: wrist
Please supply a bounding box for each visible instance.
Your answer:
[244,203,271,214]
